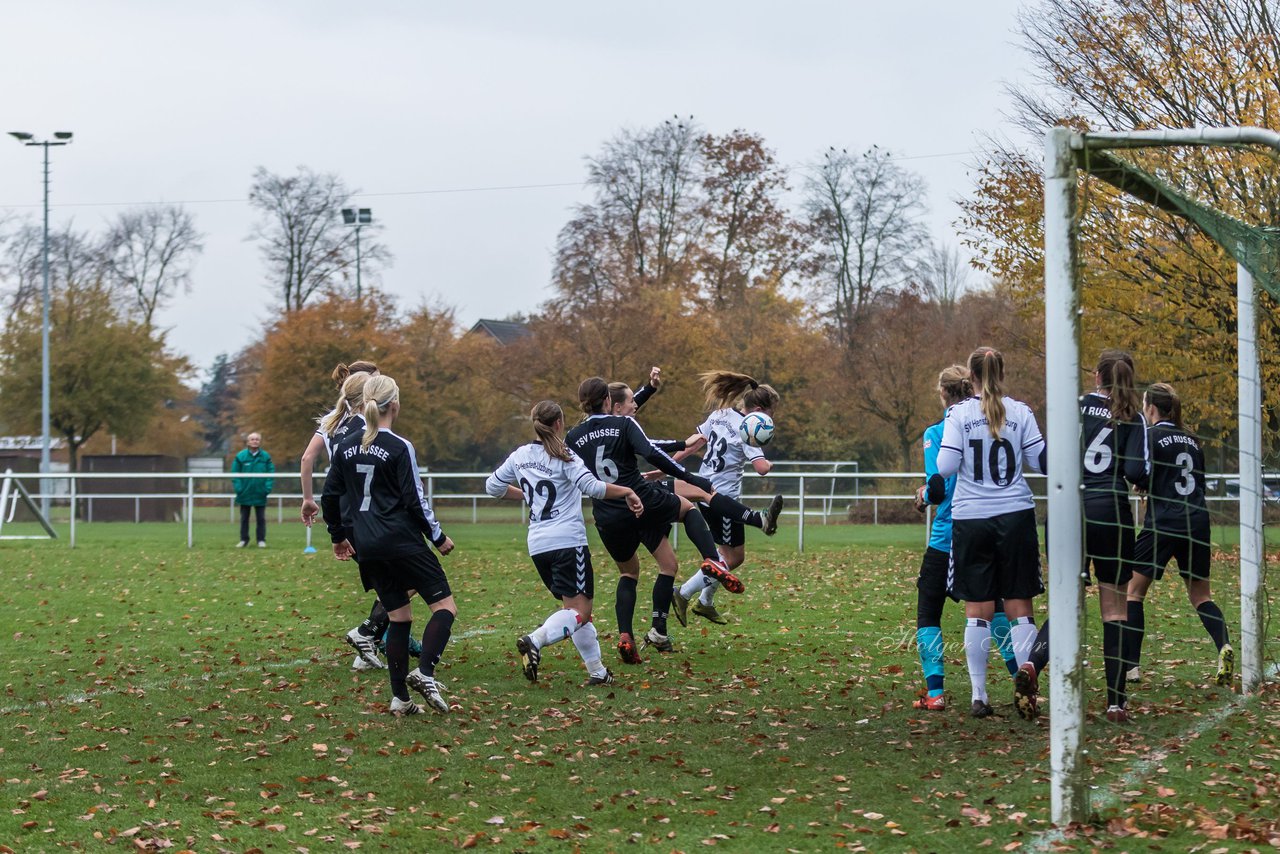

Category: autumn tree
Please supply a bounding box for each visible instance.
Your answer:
[0,281,178,470]
[963,0,1280,445]
[102,205,204,328]
[248,166,391,311]
[803,146,929,349]
[235,291,406,462]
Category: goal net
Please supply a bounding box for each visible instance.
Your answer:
[1043,127,1279,824]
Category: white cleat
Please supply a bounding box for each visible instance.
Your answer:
[406,670,449,714]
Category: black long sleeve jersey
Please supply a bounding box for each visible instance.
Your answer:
[1080,392,1149,500]
[1144,421,1209,530]
[321,427,446,560]
[565,414,712,523]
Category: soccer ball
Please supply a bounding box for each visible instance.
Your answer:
[739,411,775,447]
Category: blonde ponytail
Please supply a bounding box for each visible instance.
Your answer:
[361,375,400,451]
[318,371,371,436]
[968,347,1006,439]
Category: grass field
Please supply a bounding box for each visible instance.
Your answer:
[2,520,1279,852]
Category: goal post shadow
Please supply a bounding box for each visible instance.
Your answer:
[1043,125,1277,826]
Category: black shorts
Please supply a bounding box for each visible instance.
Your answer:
[699,501,745,548]
[358,550,451,611]
[918,546,958,602]
[950,508,1043,602]
[532,545,595,599]
[1133,522,1211,582]
[595,483,681,563]
[1083,496,1135,586]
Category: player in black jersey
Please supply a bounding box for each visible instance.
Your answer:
[1081,350,1147,722]
[321,375,457,716]
[566,377,749,662]
[1013,350,1148,722]
[297,361,413,671]
[1125,383,1233,688]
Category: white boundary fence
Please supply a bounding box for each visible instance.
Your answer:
[0,469,1267,552]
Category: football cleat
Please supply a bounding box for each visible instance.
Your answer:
[378,629,423,658]
[617,633,643,665]
[1215,644,1235,687]
[1105,705,1132,724]
[912,693,946,711]
[585,669,615,687]
[389,696,423,716]
[345,627,385,669]
[642,627,674,653]
[405,670,449,714]
[970,699,994,719]
[351,654,377,672]
[671,590,689,627]
[1126,666,1142,683]
[762,494,784,536]
[1014,663,1040,720]
[700,558,745,594]
[516,635,541,682]
[691,601,728,625]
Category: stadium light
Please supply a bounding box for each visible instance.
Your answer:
[9,130,73,517]
[340,207,372,300]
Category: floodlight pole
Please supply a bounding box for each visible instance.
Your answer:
[1237,262,1264,693]
[1044,126,1089,826]
[10,132,72,517]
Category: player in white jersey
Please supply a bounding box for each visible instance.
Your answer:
[937,347,1046,718]
[669,371,784,626]
[487,401,645,686]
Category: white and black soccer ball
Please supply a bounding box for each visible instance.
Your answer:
[739,411,775,447]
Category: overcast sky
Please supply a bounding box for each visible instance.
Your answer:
[1,1,1033,381]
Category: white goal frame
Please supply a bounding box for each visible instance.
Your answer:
[1044,126,1272,824]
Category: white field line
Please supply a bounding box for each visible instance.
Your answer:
[1029,662,1280,852]
[0,628,497,715]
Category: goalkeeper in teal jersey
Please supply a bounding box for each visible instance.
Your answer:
[911,366,1018,711]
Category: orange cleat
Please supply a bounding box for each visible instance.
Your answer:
[912,693,946,711]
[700,558,745,594]
[617,632,643,665]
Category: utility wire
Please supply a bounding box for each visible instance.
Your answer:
[0,150,977,211]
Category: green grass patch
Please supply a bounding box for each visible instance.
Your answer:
[2,522,1279,850]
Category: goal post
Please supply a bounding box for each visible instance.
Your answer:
[1043,126,1276,825]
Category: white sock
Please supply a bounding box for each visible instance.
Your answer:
[571,621,606,677]
[965,618,991,703]
[680,572,710,600]
[534,609,580,650]
[699,578,721,606]
[1009,617,1037,667]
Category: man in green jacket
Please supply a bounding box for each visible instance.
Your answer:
[232,432,275,547]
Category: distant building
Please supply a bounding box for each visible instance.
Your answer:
[467,318,532,346]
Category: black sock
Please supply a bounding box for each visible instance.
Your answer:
[1125,600,1145,668]
[418,609,455,677]
[651,574,674,635]
[708,492,761,528]
[1196,601,1229,650]
[1029,619,1050,674]
[681,507,720,561]
[1103,620,1126,708]
[616,576,637,638]
[386,620,412,700]
[360,599,390,638]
